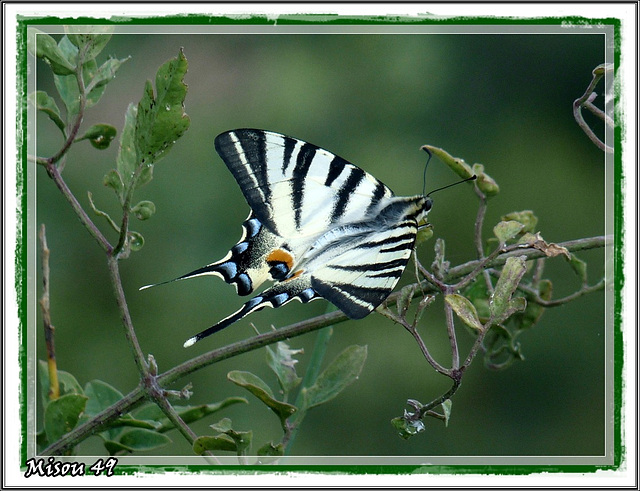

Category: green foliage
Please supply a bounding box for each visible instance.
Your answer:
[28,91,66,135]
[37,360,246,455]
[77,123,117,149]
[300,345,367,410]
[193,342,368,460]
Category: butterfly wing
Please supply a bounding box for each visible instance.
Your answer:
[214,129,394,238]
[183,274,319,347]
[182,196,427,347]
[308,197,424,318]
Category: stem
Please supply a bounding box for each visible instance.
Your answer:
[47,46,89,167]
[45,163,112,253]
[573,64,614,154]
[417,377,461,419]
[443,294,459,370]
[39,224,59,400]
[106,256,148,375]
[377,307,449,376]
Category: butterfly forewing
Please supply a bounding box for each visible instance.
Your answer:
[215,129,395,238]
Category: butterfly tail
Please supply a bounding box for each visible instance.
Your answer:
[183,276,319,347]
[140,212,278,296]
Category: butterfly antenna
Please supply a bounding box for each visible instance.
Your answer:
[426,175,477,197]
[422,147,433,196]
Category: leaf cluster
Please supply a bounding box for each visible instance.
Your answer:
[194,342,367,462]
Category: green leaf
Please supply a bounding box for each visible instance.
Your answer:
[490,256,527,324]
[135,49,190,165]
[567,254,588,284]
[83,380,124,418]
[472,163,500,197]
[415,223,433,245]
[82,380,126,441]
[103,440,131,456]
[116,103,140,187]
[86,57,130,98]
[54,59,101,120]
[193,435,237,455]
[227,370,297,428]
[64,25,113,61]
[256,442,285,462]
[117,429,171,452]
[209,418,252,456]
[136,165,154,189]
[131,200,156,221]
[28,28,75,75]
[422,145,474,179]
[502,210,538,234]
[38,360,84,408]
[441,399,452,427]
[515,279,552,330]
[209,417,233,433]
[397,284,417,318]
[445,294,483,331]
[391,415,425,440]
[266,341,303,395]
[28,91,66,134]
[78,123,117,149]
[493,220,525,245]
[103,170,125,202]
[44,393,88,443]
[301,345,367,411]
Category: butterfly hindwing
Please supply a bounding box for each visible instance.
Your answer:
[308,198,424,318]
[184,273,319,347]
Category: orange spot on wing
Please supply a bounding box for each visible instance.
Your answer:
[266,248,294,270]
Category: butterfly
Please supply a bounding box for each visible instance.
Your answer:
[143,129,436,347]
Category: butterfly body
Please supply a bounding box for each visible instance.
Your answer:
[143,129,433,347]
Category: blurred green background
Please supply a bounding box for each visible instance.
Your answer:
[34,31,608,458]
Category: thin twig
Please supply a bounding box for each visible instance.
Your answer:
[573,64,614,153]
[443,295,459,370]
[106,257,148,375]
[45,163,112,253]
[46,44,90,167]
[39,224,59,400]
[377,307,449,376]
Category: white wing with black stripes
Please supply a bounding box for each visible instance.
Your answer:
[142,129,432,347]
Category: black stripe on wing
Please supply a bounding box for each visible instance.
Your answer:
[215,130,280,233]
[183,276,319,347]
[311,278,392,320]
[292,143,317,229]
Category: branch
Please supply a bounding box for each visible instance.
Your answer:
[45,163,112,253]
[573,64,614,153]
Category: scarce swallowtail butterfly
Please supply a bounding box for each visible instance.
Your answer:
[143,129,441,348]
